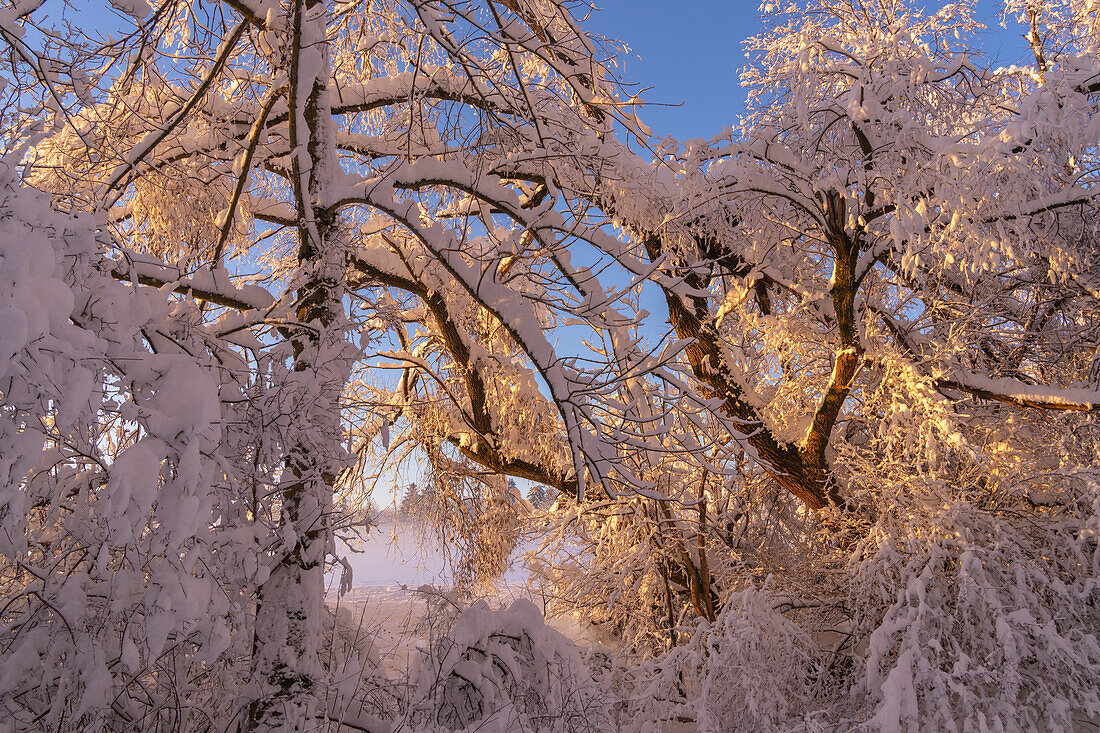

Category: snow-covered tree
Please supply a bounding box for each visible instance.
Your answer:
[4,0,1100,729]
[526,483,549,508]
[1,0,648,728]
[398,481,420,516]
[525,0,1100,727]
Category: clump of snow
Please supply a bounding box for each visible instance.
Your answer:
[408,597,610,732]
[109,0,150,20]
[617,584,818,732]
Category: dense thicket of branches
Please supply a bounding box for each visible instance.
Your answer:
[2,0,1100,730]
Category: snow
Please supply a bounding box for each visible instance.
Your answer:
[0,305,26,363]
[943,369,1100,411]
[108,0,150,20]
[143,359,222,446]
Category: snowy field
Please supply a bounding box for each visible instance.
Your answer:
[325,519,562,672]
[327,519,461,674]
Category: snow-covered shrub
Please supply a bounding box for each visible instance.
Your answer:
[693,586,819,731]
[845,499,1100,732]
[0,162,262,729]
[615,584,819,732]
[408,598,609,732]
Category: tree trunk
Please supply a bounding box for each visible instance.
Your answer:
[245,1,348,729]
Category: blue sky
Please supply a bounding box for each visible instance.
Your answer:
[588,0,762,141]
[588,0,1034,143]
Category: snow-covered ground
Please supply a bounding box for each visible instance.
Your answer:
[325,518,554,676]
